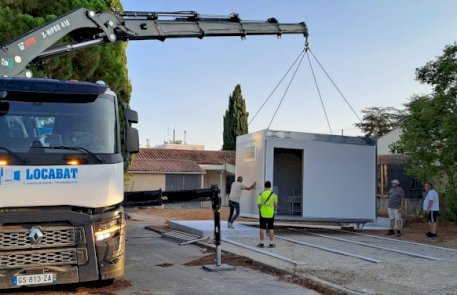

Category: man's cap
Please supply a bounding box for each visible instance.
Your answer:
[391,179,400,185]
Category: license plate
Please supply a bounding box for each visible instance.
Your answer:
[12,273,56,286]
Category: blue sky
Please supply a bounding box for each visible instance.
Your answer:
[121,0,457,150]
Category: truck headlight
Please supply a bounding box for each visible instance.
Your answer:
[94,217,123,242]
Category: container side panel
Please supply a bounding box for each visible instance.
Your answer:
[236,133,265,217]
[302,142,376,220]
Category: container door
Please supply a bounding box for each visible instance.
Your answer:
[273,148,303,215]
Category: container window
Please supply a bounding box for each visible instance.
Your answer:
[244,145,256,161]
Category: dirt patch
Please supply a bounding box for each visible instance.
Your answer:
[184,253,343,295]
[75,279,132,295]
[364,221,457,247]
[4,279,132,295]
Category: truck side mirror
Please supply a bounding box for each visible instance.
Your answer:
[126,126,139,154]
[121,105,139,154]
[125,109,138,124]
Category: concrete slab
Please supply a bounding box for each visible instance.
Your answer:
[169,220,258,238]
[121,215,318,295]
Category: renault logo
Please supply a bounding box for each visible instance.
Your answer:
[28,227,44,244]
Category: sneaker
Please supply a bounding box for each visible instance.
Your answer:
[256,243,264,248]
[268,243,276,248]
[227,222,234,229]
[429,233,438,238]
[395,230,401,237]
[386,230,395,235]
[426,232,433,237]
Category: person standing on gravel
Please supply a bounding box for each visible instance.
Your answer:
[257,181,278,248]
[386,179,405,237]
[227,176,256,229]
[423,182,439,238]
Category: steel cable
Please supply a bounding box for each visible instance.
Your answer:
[306,51,333,134]
[249,49,306,126]
[308,48,361,122]
[267,49,306,129]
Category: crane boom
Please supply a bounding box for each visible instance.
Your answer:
[0,7,308,288]
[0,8,308,78]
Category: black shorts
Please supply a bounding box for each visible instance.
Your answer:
[427,211,439,223]
[259,216,274,230]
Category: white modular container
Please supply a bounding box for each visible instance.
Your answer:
[236,130,377,223]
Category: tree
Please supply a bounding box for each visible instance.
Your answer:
[222,84,249,150]
[0,0,131,103]
[354,107,404,138]
[394,43,457,220]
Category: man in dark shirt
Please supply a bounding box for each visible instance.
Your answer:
[387,179,405,237]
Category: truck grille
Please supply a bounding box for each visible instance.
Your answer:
[0,248,79,269]
[0,226,81,250]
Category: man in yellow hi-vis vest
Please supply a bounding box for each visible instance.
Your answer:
[257,181,278,248]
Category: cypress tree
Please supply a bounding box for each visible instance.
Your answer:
[222,84,249,150]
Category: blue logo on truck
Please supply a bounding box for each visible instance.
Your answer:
[0,167,79,186]
[25,168,78,180]
[0,167,21,185]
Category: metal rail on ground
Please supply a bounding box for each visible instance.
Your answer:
[222,238,363,295]
[304,232,443,261]
[275,235,381,263]
[338,230,457,253]
[222,238,306,266]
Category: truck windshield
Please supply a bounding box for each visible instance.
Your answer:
[0,93,117,154]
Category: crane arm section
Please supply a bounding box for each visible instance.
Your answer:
[0,8,308,78]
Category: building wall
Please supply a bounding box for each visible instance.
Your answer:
[204,170,229,205]
[127,170,232,204]
[237,131,266,215]
[126,173,165,192]
[377,128,401,155]
[165,174,202,191]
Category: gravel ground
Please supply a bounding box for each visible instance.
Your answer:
[227,231,457,295]
[137,207,457,294]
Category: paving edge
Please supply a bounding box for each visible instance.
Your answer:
[145,225,361,295]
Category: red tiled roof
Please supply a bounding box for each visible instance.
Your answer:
[137,148,236,165]
[129,158,205,174]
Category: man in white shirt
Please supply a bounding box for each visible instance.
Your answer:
[228,176,256,229]
[423,182,440,238]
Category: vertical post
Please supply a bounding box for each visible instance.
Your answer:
[203,185,235,271]
[214,207,222,266]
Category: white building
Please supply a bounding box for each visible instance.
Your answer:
[377,127,401,155]
[127,148,235,203]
